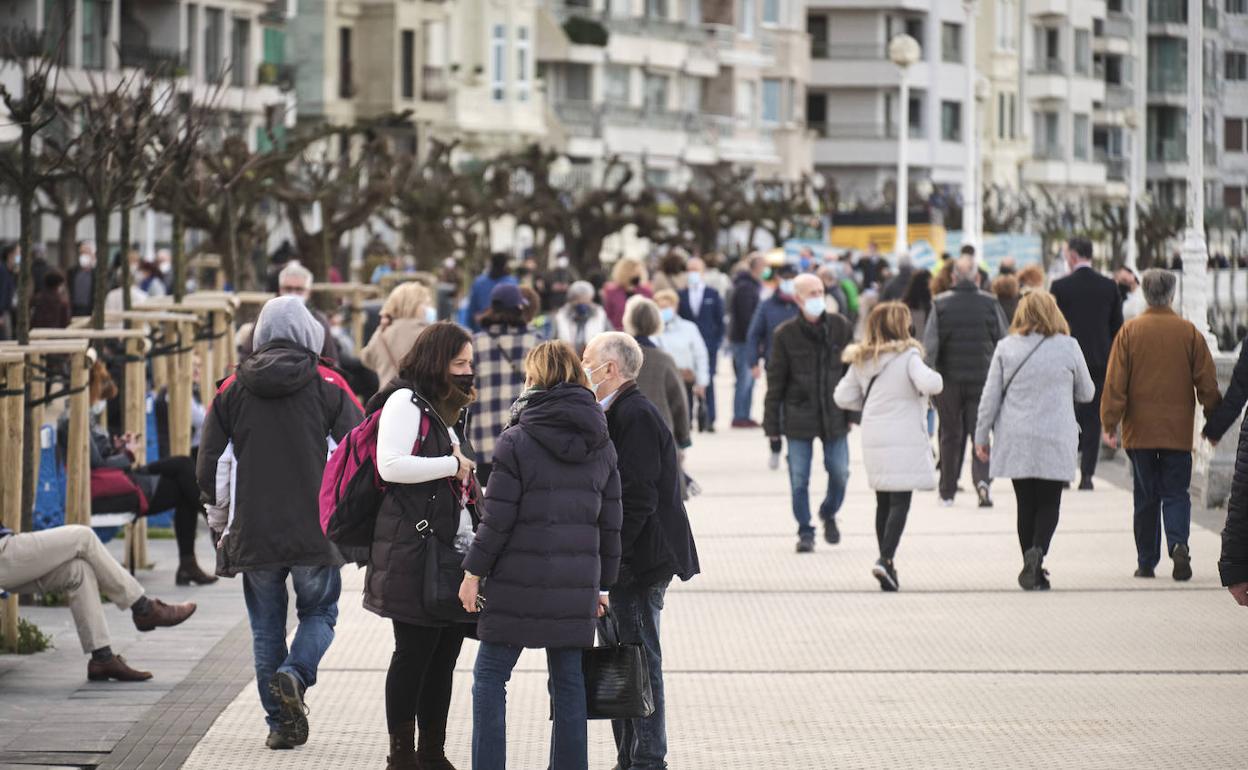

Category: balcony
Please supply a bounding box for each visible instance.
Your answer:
[1103,14,1133,39]
[809,121,922,140]
[1148,137,1186,162]
[549,3,710,45]
[1148,0,1187,23]
[1096,150,1129,180]
[1105,84,1133,110]
[119,42,186,76]
[421,66,449,102]
[257,61,297,90]
[811,41,887,61]
[1033,143,1065,161]
[1030,57,1065,75]
[1148,69,1186,95]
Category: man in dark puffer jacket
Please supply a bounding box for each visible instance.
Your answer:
[583,332,699,770]
[198,297,363,751]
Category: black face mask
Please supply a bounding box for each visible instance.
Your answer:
[452,373,475,394]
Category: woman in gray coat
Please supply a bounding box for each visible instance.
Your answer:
[974,291,1095,591]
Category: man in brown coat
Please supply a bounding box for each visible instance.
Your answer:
[1101,269,1222,581]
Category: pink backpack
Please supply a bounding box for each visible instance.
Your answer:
[319,407,428,548]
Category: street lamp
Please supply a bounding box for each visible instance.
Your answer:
[889,33,921,259]
[1124,108,1140,271]
[1181,0,1210,335]
[962,0,980,252]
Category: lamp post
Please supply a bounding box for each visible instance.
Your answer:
[1181,0,1209,335]
[889,34,922,259]
[962,0,980,251]
[1124,108,1140,271]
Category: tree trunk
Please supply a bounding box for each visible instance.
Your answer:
[119,202,132,310]
[172,209,186,301]
[223,188,238,288]
[58,216,79,272]
[18,126,36,531]
[91,207,110,329]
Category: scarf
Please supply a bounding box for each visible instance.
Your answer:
[433,385,474,429]
[505,386,545,429]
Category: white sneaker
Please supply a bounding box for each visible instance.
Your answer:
[939,498,955,507]
[768,451,781,471]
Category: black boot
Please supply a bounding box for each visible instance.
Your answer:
[176,556,218,586]
[416,727,458,770]
[386,722,418,770]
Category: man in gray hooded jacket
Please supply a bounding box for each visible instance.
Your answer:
[198,297,364,751]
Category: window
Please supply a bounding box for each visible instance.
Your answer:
[1033,111,1061,158]
[1033,26,1061,72]
[941,100,962,141]
[941,22,962,63]
[646,0,669,18]
[1227,51,1248,80]
[1009,93,1017,138]
[762,78,782,124]
[81,0,111,70]
[644,168,671,188]
[516,27,531,101]
[490,24,506,101]
[1229,0,1248,14]
[996,0,1017,51]
[401,30,415,99]
[1148,37,1186,93]
[1226,186,1244,209]
[644,73,669,113]
[1075,29,1091,75]
[205,8,224,83]
[1073,114,1090,159]
[885,91,923,137]
[1227,118,1245,151]
[763,0,781,24]
[681,75,702,112]
[564,64,591,101]
[186,4,198,77]
[339,27,353,98]
[736,80,756,122]
[605,65,630,105]
[738,0,755,37]
[1108,0,1127,12]
[231,18,250,87]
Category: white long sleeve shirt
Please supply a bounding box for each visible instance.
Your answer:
[657,317,710,387]
[376,388,459,484]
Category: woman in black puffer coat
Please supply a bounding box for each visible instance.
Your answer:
[459,340,622,770]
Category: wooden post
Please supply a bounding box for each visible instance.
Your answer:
[65,352,91,528]
[123,337,149,570]
[1,355,26,651]
[169,321,194,458]
[351,286,366,352]
[195,319,213,415]
[24,353,45,536]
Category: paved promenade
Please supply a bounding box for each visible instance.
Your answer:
[176,410,1246,768]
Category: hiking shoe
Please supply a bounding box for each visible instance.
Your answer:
[266,731,295,750]
[768,450,781,471]
[1171,544,1193,581]
[872,559,899,592]
[268,671,309,747]
[1018,547,1044,591]
[823,517,841,545]
[976,482,993,508]
[796,534,815,553]
[1134,566,1155,578]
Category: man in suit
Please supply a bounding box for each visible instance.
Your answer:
[678,257,725,431]
[1051,236,1124,490]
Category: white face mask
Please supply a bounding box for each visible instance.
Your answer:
[91,400,106,416]
[584,362,607,393]
[686,272,703,287]
[424,306,438,323]
[802,297,826,319]
[79,254,95,269]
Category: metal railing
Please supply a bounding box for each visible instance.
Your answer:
[811,41,887,60]
[1148,68,1186,94]
[809,122,922,140]
[257,61,297,90]
[1030,57,1064,74]
[1032,143,1065,161]
[422,66,449,102]
[1148,0,1187,23]
[1148,137,1186,162]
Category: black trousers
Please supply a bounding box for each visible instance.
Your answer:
[935,381,989,499]
[476,462,494,489]
[386,621,466,734]
[1011,478,1064,555]
[874,491,912,561]
[142,456,201,558]
[1074,374,1105,479]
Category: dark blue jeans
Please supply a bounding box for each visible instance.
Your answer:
[610,567,671,770]
[731,342,755,422]
[242,566,342,730]
[786,435,850,536]
[472,642,587,770]
[1127,449,1193,569]
[704,348,718,424]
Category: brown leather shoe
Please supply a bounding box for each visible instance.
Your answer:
[176,557,219,586]
[132,598,197,632]
[87,655,152,682]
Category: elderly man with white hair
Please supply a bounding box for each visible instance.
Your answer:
[553,280,610,356]
[581,331,699,770]
[240,261,340,361]
[922,253,1009,508]
[764,273,856,553]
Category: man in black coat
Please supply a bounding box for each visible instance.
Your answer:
[582,332,699,770]
[764,274,855,553]
[923,253,1009,507]
[728,254,766,427]
[1051,236,1124,490]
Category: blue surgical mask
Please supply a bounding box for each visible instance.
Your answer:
[686,272,702,287]
[660,307,676,323]
[802,297,826,319]
[779,279,796,296]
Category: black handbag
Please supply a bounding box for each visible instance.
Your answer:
[582,608,655,720]
[417,521,476,624]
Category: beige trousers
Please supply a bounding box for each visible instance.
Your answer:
[0,525,146,653]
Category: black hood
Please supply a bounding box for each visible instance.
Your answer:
[237,341,321,399]
[518,383,610,463]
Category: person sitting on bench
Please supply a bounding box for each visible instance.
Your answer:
[0,524,196,681]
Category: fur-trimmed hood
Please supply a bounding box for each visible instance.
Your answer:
[842,338,924,367]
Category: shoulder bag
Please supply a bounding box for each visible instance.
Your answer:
[581,607,655,720]
[1002,337,1048,401]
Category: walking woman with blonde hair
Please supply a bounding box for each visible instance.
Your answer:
[835,302,943,591]
[974,291,1095,590]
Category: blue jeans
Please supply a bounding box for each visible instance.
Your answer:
[731,342,755,422]
[242,566,342,730]
[705,349,719,425]
[786,434,850,537]
[472,641,587,770]
[610,567,671,770]
[1127,449,1193,569]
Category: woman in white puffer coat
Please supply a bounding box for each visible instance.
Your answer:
[835,301,943,592]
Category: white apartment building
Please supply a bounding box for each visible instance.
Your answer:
[536,0,813,187]
[806,0,974,203]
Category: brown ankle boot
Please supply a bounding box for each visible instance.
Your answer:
[416,727,457,770]
[176,556,219,586]
[386,722,418,770]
